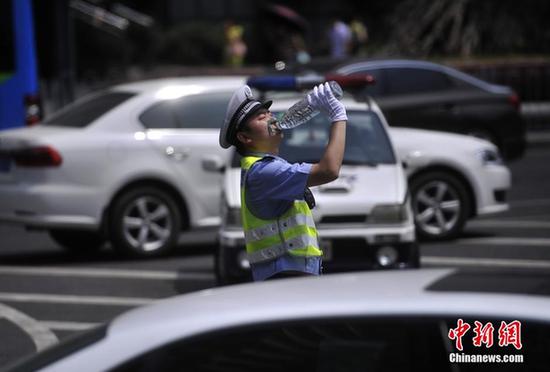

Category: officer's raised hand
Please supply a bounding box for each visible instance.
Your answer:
[307,82,348,123]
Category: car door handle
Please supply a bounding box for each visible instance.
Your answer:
[165,146,190,161]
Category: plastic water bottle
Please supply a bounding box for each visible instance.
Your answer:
[268,81,344,135]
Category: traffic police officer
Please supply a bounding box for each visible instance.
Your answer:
[220,83,347,280]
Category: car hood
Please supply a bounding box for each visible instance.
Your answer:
[388,127,496,159]
[224,164,407,217]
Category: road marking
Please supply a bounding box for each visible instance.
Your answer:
[0,266,214,281]
[454,237,550,247]
[0,303,58,351]
[40,321,101,332]
[423,256,550,269]
[468,220,550,229]
[0,293,156,306]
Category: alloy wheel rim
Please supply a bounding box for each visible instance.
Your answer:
[122,196,172,252]
[414,180,461,236]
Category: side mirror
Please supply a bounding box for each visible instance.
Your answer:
[201,155,225,173]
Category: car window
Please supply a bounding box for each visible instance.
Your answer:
[43,92,136,127]
[140,92,232,129]
[280,110,396,165]
[139,100,179,129]
[448,74,484,91]
[385,68,451,95]
[112,317,451,372]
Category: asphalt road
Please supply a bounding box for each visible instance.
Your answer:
[0,145,549,368]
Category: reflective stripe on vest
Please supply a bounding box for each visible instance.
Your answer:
[241,155,322,264]
[244,213,316,243]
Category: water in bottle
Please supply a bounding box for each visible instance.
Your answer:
[267,81,343,136]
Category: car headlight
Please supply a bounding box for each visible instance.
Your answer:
[476,148,503,165]
[370,203,409,224]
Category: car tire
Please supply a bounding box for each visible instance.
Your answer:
[410,172,470,241]
[49,229,105,254]
[109,186,181,258]
[215,244,252,285]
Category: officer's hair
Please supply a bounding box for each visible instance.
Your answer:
[236,143,247,156]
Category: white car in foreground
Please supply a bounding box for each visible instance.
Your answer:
[216,97,418,284]
[6,269,548,371]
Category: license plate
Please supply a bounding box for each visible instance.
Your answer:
[0,156,11,173]
[321,240,333,261]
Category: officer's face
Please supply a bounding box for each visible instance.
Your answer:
[238,109,283,151]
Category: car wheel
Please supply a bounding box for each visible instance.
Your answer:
[410,172,470,241]
[49,229,105,254]
[109,187,181,258]
[215,244,252,285]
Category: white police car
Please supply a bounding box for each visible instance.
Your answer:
[215,94,419,284]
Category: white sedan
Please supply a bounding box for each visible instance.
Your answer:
[0,77,244,257]
[5,269,548,371]
[0,76,510,257]
[389,128,510,240]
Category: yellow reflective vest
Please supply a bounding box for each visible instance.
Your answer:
[241,155,322,264]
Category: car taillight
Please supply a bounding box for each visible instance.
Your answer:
[13,146,63,167]
[508,93,520,111]
[24,94,42,126]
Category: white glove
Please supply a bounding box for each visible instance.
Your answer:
[307,82,347,122]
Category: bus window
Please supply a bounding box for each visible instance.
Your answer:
[0,0,41,130]
[0,0,15,81]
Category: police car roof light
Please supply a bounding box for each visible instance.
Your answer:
[247,74,375,91]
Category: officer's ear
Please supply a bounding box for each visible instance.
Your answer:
[236,131,252,145]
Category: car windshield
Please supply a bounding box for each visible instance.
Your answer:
[232,110,395,167]
[280,110,395,165]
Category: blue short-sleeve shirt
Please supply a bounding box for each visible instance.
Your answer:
[243,154,321,281]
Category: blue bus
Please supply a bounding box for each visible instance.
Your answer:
[0,0,41,130]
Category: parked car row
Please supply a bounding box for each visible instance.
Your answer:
[0,73,511,268]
